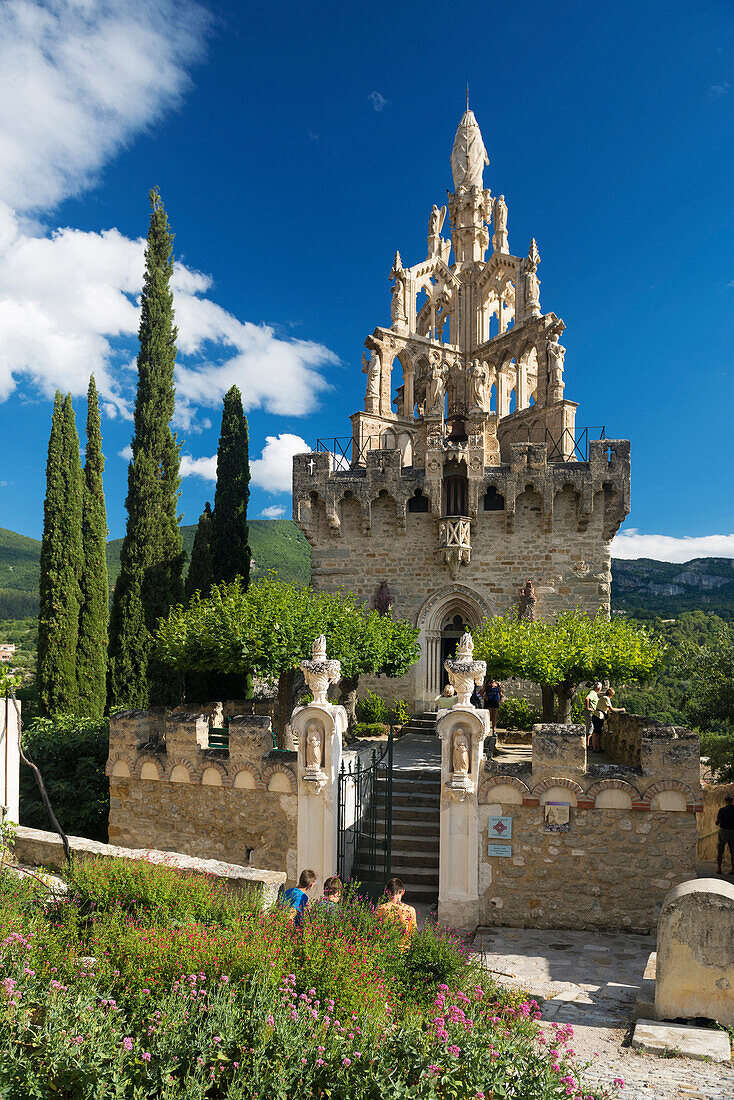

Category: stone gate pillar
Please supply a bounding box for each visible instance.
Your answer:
[291,637,347,886]
[0,694,20,824]
[437,633,488,933]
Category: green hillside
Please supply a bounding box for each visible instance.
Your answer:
[612,557,734,621]
[0,520,311,619]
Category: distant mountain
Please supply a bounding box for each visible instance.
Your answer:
[0,520,311,619]
[2,521,733,623]
[612,557,734,620]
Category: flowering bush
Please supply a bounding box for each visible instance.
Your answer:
[0,858,623,1099]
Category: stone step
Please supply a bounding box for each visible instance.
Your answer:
[385,837,440,855]
[375,793,440,809]
[376,777,441,795]
[361,843,439,865]
[354,866,439,888]
[376,808,439,825]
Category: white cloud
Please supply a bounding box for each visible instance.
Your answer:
[0,0,208,214]
[612,528,734,563]
[179,453,217,481]
[260,505,286,519]
[368,91,388,112]
[709,82,731,100]
[0,0,338,421]
[119,444,133,461]
[250,434,310,494]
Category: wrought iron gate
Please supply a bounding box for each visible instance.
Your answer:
[337,731,393,900]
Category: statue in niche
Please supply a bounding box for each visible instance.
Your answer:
[518,579,537,621]
[524,266,540,309]
[210,701,224,729]
[390,251,407,326]
[361,348,381,404]
[305,722,323,770]
[427,358,446,411]
[452,726,470,775]
[546,334,566,384]
[468,359,489,410]
[373,581,392,617]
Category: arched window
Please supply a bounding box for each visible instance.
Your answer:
[483,487,505,511]
[408,488,429,513]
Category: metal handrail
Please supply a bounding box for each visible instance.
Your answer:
[337,729,393,897]
[315,436,380,468]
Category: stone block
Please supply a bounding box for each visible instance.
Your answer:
[655,878,734,1026]
[632,1019,731,1062]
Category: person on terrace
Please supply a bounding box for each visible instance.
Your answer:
[716,794,734,876]
[375,877,417,947]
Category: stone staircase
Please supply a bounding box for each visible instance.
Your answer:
[353,766,441,905]
[398,711,439,736]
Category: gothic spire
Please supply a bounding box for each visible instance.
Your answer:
[450,109,489,191]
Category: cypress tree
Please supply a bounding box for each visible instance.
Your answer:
[210,385,251,586]
[77,376,109,717]
[108,189,185,709]
[37,392,83,715]
[185,502,214,601]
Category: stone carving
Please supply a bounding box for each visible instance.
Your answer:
[373,581,392,616]
[390,251,407,329]
[300,636,341,705]
[493,194,508,252]
[452,726,470,775]
[444,632,486,706]
[450,109,489,191]
[546,334,565,400]
[304,722,323,770]
[428,204,446,238]
[523,239,541,318]
[468,359,489,410]
[361,348,381,407]
[518,579,537,621]
[427,357,446,411]
[209,701,224,730]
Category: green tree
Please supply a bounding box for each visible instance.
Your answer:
[676,623,734,780]
[76,376,109,717]
[210,386,251,587]
[155,576,420,745]
[37,393,83,716]
[185,503,214,601]
[472,610,666,723]
[108,189,185,709]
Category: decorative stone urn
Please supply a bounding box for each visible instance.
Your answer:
[300,635,341,705]
[444,632,486,706]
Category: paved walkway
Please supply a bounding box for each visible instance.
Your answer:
[391,731,441,772]
[474,927,734,1099]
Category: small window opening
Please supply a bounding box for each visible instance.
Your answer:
[408,489,429,513]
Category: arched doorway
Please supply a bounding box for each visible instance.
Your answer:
[415,585,492,707]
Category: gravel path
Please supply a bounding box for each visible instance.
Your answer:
[474,927,734,1099]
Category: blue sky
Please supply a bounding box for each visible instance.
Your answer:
[1,0,733,562]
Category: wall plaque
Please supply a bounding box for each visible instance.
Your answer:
[488,815,513,840]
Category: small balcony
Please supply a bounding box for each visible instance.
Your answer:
[439,516,471,577]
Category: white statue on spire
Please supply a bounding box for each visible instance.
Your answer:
[450,110,489,191]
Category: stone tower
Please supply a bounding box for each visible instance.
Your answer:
[293,110,630,711]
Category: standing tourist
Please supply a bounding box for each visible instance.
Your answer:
[584,682,602,748]
[716,794,734,876]
[590,687,625,752]
[485,680,503,736]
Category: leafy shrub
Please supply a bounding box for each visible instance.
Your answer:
[352,721,389,738]
[497,697,539,730]
[396,924,478,1000]
[356,691,388,724]
[20,715,109,841]
[571,692,587,723]
[389,698,411,726]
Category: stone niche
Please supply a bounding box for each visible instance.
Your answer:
[655,878,734,1027]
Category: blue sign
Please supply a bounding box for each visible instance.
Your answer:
[488,843,512,858]
[488,815,513,840]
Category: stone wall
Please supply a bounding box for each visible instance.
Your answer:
[0,694,20,823]
[697,781,734,862]
[107,709,298,882]
[13,826,285,905]
[475,716,703,933]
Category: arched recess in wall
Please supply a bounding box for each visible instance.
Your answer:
[170,764,191,784]
[233,769,257,790]
[554,483,581,528]
[140,760,161,781]
[338,490,363,537]
[371,489,398,537]
[398,432,414,468]
[202,767,223,787]
[111,759,130,778]
[515,484,543,530]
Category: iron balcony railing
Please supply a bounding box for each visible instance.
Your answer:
[315,436,380,469]
[544,425,605,462]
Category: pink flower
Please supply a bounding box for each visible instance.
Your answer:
[613,1079,625,1089]
[141,1052,151,1062]
[342,1057,351,1067]
[447,1045,460,1057]
[122,1037,133,1052]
